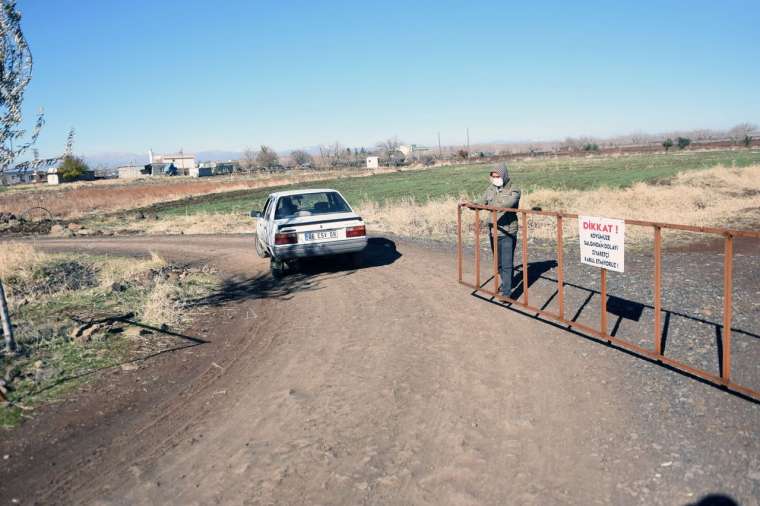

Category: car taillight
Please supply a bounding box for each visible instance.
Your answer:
[274,232,297,245]
[346,225,366,238]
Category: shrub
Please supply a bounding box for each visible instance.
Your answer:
[677,137,691,150]
[583,143,599,152]
[662,138,674,152]
[255,145,279,170]
[743,135,752,148]
[59,155,89,181]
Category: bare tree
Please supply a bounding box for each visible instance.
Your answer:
[376,137,400,157]
[239,147,256,173]
[330,141,346,167]
[256,145,279,170]
[728,123,757,144]
[290,149,312,167]
[0,0,45,353]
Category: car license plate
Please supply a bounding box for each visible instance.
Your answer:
[304,230,338,241]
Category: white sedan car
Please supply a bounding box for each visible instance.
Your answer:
[251,188,368,277]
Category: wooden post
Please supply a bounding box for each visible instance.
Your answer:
[0,279,15,353]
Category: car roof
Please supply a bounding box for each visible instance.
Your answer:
[269,188,342,198]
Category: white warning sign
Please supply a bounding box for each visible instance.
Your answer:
[578,215,625,273]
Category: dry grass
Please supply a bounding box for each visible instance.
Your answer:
[0,242,50,280]
[0,241,167,289]
[357,164,760,245]
[139,279,182,327]
[1,243,217,336]
[105,212,252,235]
[96,251,167,288]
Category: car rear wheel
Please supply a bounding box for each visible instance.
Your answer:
[270,257,286,278]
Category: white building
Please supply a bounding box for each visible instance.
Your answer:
[148,149,196,174]
[398,144,431,157]
[1,158,64,186]
[47,166,61,185]
[118,165,148,179]
[366,156,379,169]
[189,166,213,177]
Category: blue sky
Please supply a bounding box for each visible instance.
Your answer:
[17,0,760,158]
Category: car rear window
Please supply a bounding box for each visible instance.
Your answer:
[274,192,351,219]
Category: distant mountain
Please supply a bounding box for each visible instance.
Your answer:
[195,150,242,162]
[81,150,243,168]
[82,151,148,168]
[81,145,334,168]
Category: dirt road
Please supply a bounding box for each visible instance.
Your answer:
[1,235,758,505]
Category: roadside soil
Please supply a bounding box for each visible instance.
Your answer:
[0,234,758,505]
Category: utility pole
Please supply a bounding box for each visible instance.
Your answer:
[437,132,441,157]
[466,128,470,153]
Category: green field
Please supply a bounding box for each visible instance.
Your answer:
[142,150,760,217]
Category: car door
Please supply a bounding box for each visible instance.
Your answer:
[256,197,271,246]
[263,197,277,248]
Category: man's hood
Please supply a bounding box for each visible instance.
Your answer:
[493,163,510,184]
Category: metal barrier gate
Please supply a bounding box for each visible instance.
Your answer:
[457,203,760,401]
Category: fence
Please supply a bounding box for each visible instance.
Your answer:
[456,203,760,401]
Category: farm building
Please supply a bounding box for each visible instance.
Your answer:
[0,169,30,186]
[145,163,178,176]
[366,156,379,169]
[198,161,236,175]
[118,165,150,179]
[0,158,64,186]
[149,150,196,175]
[118,163,177,179]
[189,166,213,177]
[399,144,432,158]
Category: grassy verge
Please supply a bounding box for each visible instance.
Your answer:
[0,243,219,428]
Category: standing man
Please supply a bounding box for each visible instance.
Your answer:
[463,163,521,296]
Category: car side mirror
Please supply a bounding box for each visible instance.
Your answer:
[250,210,262,218]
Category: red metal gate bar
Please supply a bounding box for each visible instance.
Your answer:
[600,268,608,338]
[457,204,463,284]
[654,226,663,355]
[521,210,529,306]
[557,215,565,320]
[457,202,760,402]
[723,234,733,383]
[475,210,481,288]
[492,211,499,294]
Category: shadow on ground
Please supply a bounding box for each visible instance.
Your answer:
[688,494,739,506]
[470,259,760,404]
[190,237,401,307]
